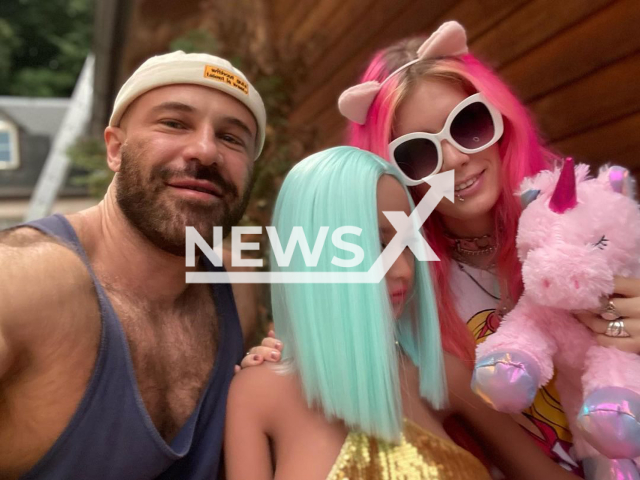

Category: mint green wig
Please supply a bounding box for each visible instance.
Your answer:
[271,146,446,442]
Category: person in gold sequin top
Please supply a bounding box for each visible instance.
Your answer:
[225,147,578,480]
[327,419,491,480]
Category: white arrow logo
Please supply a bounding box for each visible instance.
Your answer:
[186,170,453,284]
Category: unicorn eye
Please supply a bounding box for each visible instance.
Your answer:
[594,235,609,250]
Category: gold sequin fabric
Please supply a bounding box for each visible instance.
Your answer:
[326,419,491,480]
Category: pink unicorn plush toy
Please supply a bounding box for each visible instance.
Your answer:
[472,158,640,473]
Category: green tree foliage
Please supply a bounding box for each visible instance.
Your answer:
[67,136,110,198]
[0,0,93,97]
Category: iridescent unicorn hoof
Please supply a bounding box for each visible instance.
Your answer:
[471,350,540,413]
[577,386,640,459]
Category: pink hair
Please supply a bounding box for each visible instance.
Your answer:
[347,42,553,365]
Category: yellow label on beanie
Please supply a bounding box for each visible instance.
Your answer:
[204,65,249,95]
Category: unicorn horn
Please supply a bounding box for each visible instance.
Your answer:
[549,157,577,213]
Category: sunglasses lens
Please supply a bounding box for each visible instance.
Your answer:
[451,102,496,149]
[393,138,439,181]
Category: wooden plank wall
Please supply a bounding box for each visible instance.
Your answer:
[118,0,203,86]
[268,0,640,175]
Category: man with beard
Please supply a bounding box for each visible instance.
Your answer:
[0,51,267,479]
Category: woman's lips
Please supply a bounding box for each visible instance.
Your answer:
[390,288,408,303]
[455,170,485,198]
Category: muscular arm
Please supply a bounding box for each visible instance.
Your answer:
[0,229,96,380]
[224,367,274,480]
[444,353,579,480]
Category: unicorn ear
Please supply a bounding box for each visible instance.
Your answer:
[520,189,541,209]
[599,165,637,199]
[337,81,382,125]
[417,21,468,60]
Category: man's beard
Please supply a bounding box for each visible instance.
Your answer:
[116,142,253,257]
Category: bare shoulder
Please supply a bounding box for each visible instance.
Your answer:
[228,363,303,425]
[0,226,97,347]
[1,225,58,248]
[230,363,299,404]
[0,226,88,268]
[1,226,94,298]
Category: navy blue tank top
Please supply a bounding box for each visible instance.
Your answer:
[18,214,243,480]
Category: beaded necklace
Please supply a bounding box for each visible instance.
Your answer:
[444,231,515,317]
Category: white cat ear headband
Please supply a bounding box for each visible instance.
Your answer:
[338,21,468,125]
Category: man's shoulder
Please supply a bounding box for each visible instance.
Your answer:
[0,225,100,371]
[1,225,59,247]
[1,225,87,270]
[0,225,96,321]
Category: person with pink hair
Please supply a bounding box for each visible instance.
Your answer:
[336,20,640,479]
[244,20,640,479]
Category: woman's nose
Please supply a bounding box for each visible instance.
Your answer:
[388,249,413,283]
[441,140,470,170]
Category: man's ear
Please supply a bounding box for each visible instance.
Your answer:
[104,126,125,172]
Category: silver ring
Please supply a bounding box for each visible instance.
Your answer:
[600,299,621,321]
[605,319,631,338]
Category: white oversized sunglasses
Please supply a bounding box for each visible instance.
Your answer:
[388,93,504,186]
